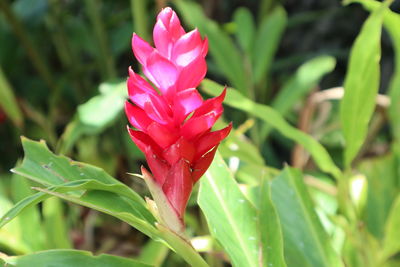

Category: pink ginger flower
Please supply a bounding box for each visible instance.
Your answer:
[125,7,231,226]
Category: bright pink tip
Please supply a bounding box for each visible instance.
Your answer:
[132,34,153,66]
[125,101,153,131]
[126,7,231,222]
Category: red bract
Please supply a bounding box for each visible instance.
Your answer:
[125,7,231,224]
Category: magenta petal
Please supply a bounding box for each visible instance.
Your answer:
[144,94,172,125]
[163,137,196,165]
[162,159,192,219]
[194,123,232,161]
[153,20,172,57]
[192,146,218,183]
[201,37,209,57]
[173,88,203,123]
[127,68,158,109]
[172,29,203,67]
[157,7,173,24]
[181,113,216,140]
[177,56,207,91]
[145,52,178,95]
[132,34,154,66]
[125,101,153,131]
[157,7,185,41]
[147,122,179,149]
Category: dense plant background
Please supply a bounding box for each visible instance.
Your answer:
[0,0,400,266]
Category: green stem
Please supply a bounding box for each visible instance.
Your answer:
[157,224,209,267]
[84,0,117,80]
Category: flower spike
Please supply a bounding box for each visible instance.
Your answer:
[125,7,231,233]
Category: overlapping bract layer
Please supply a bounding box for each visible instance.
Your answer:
[125,7,231,220]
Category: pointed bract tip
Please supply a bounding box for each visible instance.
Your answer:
[140,165,152,177]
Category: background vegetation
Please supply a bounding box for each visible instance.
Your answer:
[0,0,399,266]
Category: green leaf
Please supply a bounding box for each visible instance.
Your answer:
[382,194,400,260]
[219,127,265,166]
[77,81,126,129]
[175,0,249,96]
[340,2,386,167]
[1,137,157,238]
[58,80,126,154]
[357,154,398,239]
[2,182,208,266]
[236,163,279,186]
[350,0,400,147]
[198,152,259,267]
[271,56,336,115]
[1,249,152,267]
[201,79,341,179]
[261,56,336,140]
[10,174,47,251]
[138,240,169,266]
[1,179,158,240]
[1,138,209,266]
[156,224,209,267]
[0,65,23,127]
[42,198,72,249]
[259,177,287,267]
[0,186,31,254]
[252,6,287,84]
[271,167,343,267]
[233,7,256,54]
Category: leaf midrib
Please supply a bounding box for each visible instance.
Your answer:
[287,169,332,267]
[204,171,257,267]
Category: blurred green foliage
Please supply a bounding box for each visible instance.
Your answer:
[0,0,400,266]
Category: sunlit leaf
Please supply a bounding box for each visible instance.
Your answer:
[233,7,256,54]
[0,137,157,238]
[42,198,72,249]
[340,2,386,167]
[382,194,400,260]
[1,249,152,267]
[261,56,336,140]
[58,80,126,154]
[350,0,400,148]
[198,152,259,267]
[271,167,344,267]
[259,176,287,267]
[252,6,287,84]
[201,79,341,179]
[138,240,169,267]
[357,154,398,239]
[10,174,47,251]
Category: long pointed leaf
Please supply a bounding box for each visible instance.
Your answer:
[271,167,343,267]
[340,2,386,167]
[201,79,341,179]
[259,176,287,267]
[198,152,259,267]
[1,249,152,267]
